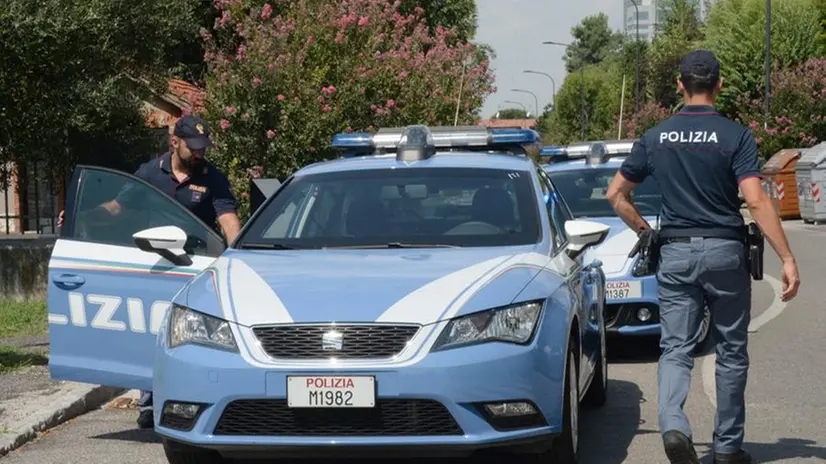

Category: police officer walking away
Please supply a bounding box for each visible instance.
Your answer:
[58,115,243,429]
[606,50,800,464]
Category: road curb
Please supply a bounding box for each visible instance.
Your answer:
[0,382,125,457]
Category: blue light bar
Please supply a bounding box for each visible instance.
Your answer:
[488,128,540,145]
[541,139,638,163]
[539,146,565,157]
[331,125,540,157]
[331,133,372,149]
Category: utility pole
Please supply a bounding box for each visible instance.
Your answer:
[764,0,771,128]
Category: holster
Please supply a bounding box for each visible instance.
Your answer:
[744,222,764,280]
[628,229,661,276]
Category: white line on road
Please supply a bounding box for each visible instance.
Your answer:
[701,273,787,407]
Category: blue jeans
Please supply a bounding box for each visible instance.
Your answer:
[656,237,750,454]
[138,390,153,413]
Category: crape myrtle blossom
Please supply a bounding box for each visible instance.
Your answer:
[736,58,826,159]
[201,0,494,219]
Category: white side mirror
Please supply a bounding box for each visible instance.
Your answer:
[132,226,192,266]
[564,219,610,258]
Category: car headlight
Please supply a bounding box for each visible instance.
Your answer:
[631,256,654,277]
[168,304,238,352]
[432,301,543,351]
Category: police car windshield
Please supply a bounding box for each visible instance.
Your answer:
[548,167,662,218]
[239,167,541,249]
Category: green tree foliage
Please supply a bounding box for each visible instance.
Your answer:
[0,0,202,183]
[203,0,494,219]
[496,108,529,119]
[540,60,626,144]
[737,58,826,159]
[648,0,705,109]
[563,13,624,73]
[702,0,823,117]
[400,0,478,42]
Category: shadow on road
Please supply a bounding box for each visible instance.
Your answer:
[84,380,647,464]
[579,379,654,464]
[696,438,826,463]
[606,335,661,364]
[91,428,162,444]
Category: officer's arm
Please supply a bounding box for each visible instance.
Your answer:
[607,138,652,232]
[212,172,242,244]
[735,133,795,264]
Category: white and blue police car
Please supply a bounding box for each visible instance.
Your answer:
[48,125,612,463]
[541,140,711,346]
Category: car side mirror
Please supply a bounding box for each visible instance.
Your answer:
[564,219,610,259]
[133,226,193,267]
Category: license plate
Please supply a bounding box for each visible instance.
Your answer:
[287,376,376,408]
[605,280,642,300]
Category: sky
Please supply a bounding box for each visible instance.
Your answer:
[475,0,624,119]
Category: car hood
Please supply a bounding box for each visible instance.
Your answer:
[183,245,553,326]
[584,216,658,276]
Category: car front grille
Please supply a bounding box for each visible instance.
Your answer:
[251,324,420,359]
[213,399,463,436]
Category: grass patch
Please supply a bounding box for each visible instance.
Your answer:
[0,299,47,339]
[0,346,48,374]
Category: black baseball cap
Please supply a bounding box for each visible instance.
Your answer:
[680,49,720,83]
[173,115,213,150]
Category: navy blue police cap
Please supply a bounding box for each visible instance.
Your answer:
[680,49,720,83]
[174,115,213,150]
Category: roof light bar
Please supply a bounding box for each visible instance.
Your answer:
[331,125,541,158]
[540,138,638,163]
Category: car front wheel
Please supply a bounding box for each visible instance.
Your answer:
[162,439,226,464]
[526,345,579,463]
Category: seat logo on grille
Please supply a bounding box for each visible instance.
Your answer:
[321,330,344,351]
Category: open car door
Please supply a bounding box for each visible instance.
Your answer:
[48,165,227,391]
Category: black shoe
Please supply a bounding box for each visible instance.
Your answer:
[713,450,753,464]
[662,430,701,464]
[136,410,154,429]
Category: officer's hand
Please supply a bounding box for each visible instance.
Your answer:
[57,210,65,228]
[780,259,800,302]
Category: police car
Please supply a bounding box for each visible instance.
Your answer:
[540,140,711,346]
[48,125,611,463]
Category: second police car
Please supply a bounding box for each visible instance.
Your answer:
[540,140,711,347]
[48,125,611,463]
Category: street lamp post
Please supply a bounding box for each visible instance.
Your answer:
[511,89,539,118]
[503,100,528,112]
[543,40,585,139]
[523,70,556,110]
[630,0,641,120]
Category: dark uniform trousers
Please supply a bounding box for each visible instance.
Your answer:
[657,236,751,454]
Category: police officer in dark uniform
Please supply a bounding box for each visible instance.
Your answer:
[606,50,800,464]
[58,115,243,429]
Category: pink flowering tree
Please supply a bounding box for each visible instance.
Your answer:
[736,58,826,160]
[621,102,672,139]
[201,0,494,218]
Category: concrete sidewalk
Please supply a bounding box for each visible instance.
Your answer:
[0,337,124,457]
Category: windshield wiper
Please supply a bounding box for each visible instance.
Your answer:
[386,242,459,248]
[324,242,459,249]
[238,242,303,250]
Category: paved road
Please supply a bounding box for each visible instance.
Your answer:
[5,222,825,463]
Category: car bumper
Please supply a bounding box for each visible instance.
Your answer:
[604,274,660,336]
[152,338,564,458]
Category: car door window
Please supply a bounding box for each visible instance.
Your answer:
[537,168,571,250]
[69,168,218,256]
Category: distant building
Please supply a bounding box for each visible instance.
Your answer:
[623,0,715,41]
